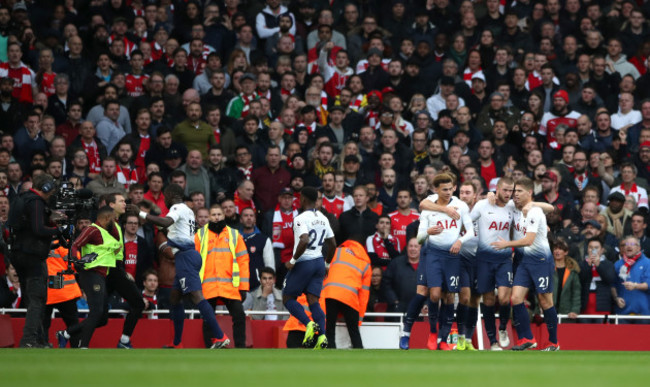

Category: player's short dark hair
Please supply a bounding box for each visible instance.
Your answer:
[301,186,318,203]
[164,184,185,200]
[433,173,454,188]
[460,180,476,192]
[515,177,534,192]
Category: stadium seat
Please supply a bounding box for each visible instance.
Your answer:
[373,303,388,322]
[0,314,15,348]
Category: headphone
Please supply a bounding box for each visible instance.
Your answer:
[41,180,55,194]
[37,175,56,194]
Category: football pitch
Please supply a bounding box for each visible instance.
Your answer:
[1,349,646,386]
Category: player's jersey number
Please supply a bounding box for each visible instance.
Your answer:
[538,276,549,290]
[307,229,326,250]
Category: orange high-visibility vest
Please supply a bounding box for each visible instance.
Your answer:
[283,295,327,332]
[46,243,82,305]
[195,225,250,300]
[321,240,372,325]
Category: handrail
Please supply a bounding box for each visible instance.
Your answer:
[1,308,647,324]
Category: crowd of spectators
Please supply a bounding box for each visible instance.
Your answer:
[0,0,650,323]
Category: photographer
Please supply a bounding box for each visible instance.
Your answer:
[7,174,60,348]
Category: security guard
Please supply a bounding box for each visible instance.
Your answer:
[43,215,90,347]
[105,192,145,349]
[322,239,372,349]
[195,205,250,348]
[56,206,121,348]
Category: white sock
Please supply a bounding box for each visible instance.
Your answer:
[403,332,411,337]
[63,331,70,339]
[120,334,130,344]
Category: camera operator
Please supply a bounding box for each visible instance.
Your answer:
[56,206,120,348]
[7,174,61,348]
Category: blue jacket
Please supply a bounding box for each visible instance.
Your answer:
[615,255,650,315]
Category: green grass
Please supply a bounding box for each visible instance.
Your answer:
[1,349,647,386]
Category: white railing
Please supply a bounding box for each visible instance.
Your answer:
[0,308,405,320]
[2,308,648,323]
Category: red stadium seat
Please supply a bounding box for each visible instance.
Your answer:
[0,314,15,347]
[373,302,388,322]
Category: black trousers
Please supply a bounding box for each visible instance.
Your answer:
[286,331,304,348]
[202,297,246,348]
[274,248,287,290]
[66,270,109,347]
[106,266,145,337]
[44,299,80,347]
[11,254,47,346]
[325,298,363,349]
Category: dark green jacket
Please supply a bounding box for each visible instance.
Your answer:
[552,257,582,315]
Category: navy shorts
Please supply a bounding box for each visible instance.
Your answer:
[416,246,428,286]
[173,249,203,294]
[513,261,554,294]
[513,248,523,275]
[477,260,513,294]
[425,248,460,293]
[459,254,477,291]
[283,257,326,297]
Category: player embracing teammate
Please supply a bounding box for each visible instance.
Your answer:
[410,173,475,350]
[491,177,560,351]
[401,175,559,351]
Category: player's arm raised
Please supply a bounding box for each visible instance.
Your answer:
[286,233,309,270]
[419,197,460,220]
[493,207,543,249]
[130,204,174,228]
[523,201,554,216]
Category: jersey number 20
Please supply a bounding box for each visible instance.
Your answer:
[307,229,326,250]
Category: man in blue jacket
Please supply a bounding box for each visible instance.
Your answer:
[615,236,650,321]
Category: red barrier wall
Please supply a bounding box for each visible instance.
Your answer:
[407,321,650,351]
[6,318,650,350]
[9,317,287,349]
